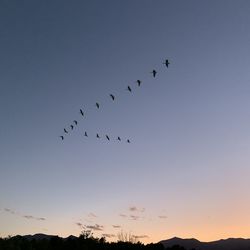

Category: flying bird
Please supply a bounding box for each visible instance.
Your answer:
[96,102,100,109]
[110,94,115,101]
[136,80,141,86]
[106,135,110,141]
[117,137,121,141]
[70,125,74,130]
[163,59,170,68]
[127,86,132,92]
[151,70,157,77]
[84,131,88,137]
[96,133,100,138]
[80,109,84,116]
[64,128,68,134]
[73,120,78,125]
[60,136,64,140]
[127,139,131,143]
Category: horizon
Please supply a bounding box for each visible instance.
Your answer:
[1,0,250,244]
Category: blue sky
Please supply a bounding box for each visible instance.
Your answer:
[1,0,250,243]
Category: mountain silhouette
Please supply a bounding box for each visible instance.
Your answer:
[160,237,250,250]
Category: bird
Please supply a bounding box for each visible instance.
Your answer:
[163,59,170,68]
[73,120,78,125]
[96,133,100,138]
[151,70,157,77]
[96,102,100,109]
[84,131,88,137]
[117,136,121,141]
[136,80,141,86]
[60,136,64,140]
[70,125,74,130]
[106,135,110,141]
[64,128,68,134]
[127,139,131,143]
[110,94,115,101]
[127,86,132,92]
[80,109,84,116]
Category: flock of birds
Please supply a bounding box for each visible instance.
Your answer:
[59,59,170,142]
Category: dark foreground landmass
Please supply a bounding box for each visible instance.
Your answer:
[1,233,250,250]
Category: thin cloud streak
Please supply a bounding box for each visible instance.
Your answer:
[119,214,127,218]
[112,225,121,228]
[158,215,167,219]
[102,233,116,238]
[85,224,104,231]
[3,208,46,221]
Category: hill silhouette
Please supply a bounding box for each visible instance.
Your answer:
[160,237,250,250]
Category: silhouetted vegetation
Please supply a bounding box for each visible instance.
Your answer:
[0,232,184,250]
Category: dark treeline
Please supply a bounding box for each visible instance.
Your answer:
[0,232,186,250]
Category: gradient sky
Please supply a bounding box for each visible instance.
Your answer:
[1,0,250,243]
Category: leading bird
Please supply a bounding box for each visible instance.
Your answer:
[163,59,170,68]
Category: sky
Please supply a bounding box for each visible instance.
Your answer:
[1,0,250,243]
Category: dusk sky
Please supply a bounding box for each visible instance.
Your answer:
[1,0,250,243]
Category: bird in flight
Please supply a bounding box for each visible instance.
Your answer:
[73,120,78,125]
[127,86,132,92]
[136,80,141,87]
[117,136,121,141]
[106,135,110,141]
[84,131,88,137]
[70,125,74,130]
[127,139,131,143]
[60,136,64,140]
[151,70,157,77]
[96,102,100,109]
[110,94,115,101]
[96,133,100,138]
[163,59,170,68]
[80,109,84,116]
[64,128,68,134]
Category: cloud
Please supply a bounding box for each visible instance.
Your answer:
[3,208,46,221]
[85,224,104,231]
[133,235,149,239]
[129,206,137,212]
[130,215,140,220]
[112,225,121,228]
[88,213,97,218]
[102,234,116,238]
[119,214,127,218]
[4,208,15,214]
[23,215,46,221]
[158,215,167,219]
[76,222,84,228]
[129,206,145,213]
[23,215,34,219]
[37,217,46,221]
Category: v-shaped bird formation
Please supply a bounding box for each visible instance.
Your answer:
[59,59,171,143]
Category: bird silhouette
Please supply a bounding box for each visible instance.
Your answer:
[60,136,64,140]
[110,94,115,101]
[163,59,170,67]
[136,80,141,86]
[73,120,78,125]
[96,133,100,138]
[64,128,68,134]
[106,135,110,141]
[127,86,132,92]
[96,102,100,109]
[70,125,74,130]
[127,139,131,143]
[80,109,84,116]
[151,70,157,77]
[84,131,88,137]
[117,136,121,141]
